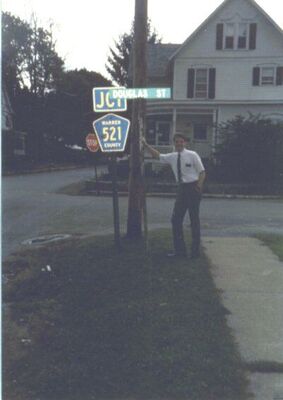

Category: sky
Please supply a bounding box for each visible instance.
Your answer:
[2,0,283,79]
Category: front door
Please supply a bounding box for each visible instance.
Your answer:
[156,121,171,145]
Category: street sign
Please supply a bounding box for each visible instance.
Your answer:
[93,113,130,152]
[86,133,100,152]
[93,87,127,112]
[109,87,171,100]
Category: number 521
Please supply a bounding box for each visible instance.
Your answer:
[102,126,122,142]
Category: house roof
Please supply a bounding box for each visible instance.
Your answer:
[128,43,180,78]
[169,0,283,61]
[147,43,180,77]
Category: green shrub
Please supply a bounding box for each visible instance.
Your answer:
[214,114,283,183]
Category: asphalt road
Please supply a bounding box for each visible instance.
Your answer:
[2,167,283,259]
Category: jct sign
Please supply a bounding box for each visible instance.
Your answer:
[93,113,130,152]
[93,87,127,113]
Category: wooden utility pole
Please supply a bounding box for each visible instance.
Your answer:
[126,0,147,239]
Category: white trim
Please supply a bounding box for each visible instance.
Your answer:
[176,56,283,61]
[212,109,218,152]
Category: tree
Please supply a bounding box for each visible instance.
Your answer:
[47,69,112,146]
[214,114,283,183]
[2,12,64,97]
[25,14,64,96]
[105,20,161,86]
[2,12,31,95]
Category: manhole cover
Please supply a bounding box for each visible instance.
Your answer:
[23,234,71,245]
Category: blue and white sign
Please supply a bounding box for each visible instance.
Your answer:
[109,87,171,100]
[93,113,130,152]
[93,87,127,113]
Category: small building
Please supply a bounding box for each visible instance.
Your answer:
[144,0,283,160]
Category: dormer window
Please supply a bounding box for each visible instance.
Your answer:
[238,23,248,48]
[224,23,235,49]
[217,22,257,50]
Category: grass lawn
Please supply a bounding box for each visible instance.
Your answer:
[3,230,249,400]
[256,233,283,261]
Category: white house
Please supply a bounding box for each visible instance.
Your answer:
[145,0,283,159]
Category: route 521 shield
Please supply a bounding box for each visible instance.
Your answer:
[93,113,130,152]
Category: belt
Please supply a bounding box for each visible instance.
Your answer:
[179,181,198,185]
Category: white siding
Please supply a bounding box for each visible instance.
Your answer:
[173,0,283,102]
[174,57,283,101]
[176,0,283,59]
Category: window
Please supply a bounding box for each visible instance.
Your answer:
[225,23,235,49]
[195,69,208,98]
[146,120,156,145]
[261,67,275,85]
[216,22,257,50]
[188,68,216,99]
[252,66,283,86]
[156,121,170,145]
[238,23,248,49]
[277,67,283,85]
[193,124,208,141]
[14,135,26,156]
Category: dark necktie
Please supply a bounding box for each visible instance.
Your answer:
[177,152,182,183]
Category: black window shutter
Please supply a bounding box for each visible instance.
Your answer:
[187,69,195,98]
[253,67,260,86]
[276,67,283,85]
[216,23,224,50]
[249,23,257,50]
[208,68,216,99]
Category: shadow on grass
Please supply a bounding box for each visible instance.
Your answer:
[4,231,249,400]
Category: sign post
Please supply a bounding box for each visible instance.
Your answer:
[93,113,130,248]
[110,154,120,248]
[92,85,171,245]
[86,133,100,195]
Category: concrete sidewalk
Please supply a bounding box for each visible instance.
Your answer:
[203,237,283,400]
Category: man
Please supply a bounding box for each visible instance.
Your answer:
[143,133,206,259]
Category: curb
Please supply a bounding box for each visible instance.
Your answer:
[3,165,97,177]
[87,190,283,200]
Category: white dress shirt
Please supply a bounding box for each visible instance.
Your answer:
[159,149,205,183]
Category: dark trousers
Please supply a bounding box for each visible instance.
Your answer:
[171,182,201,256]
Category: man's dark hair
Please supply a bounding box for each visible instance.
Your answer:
[173,133,188,142]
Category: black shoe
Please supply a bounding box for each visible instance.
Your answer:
[167,252,187,259]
